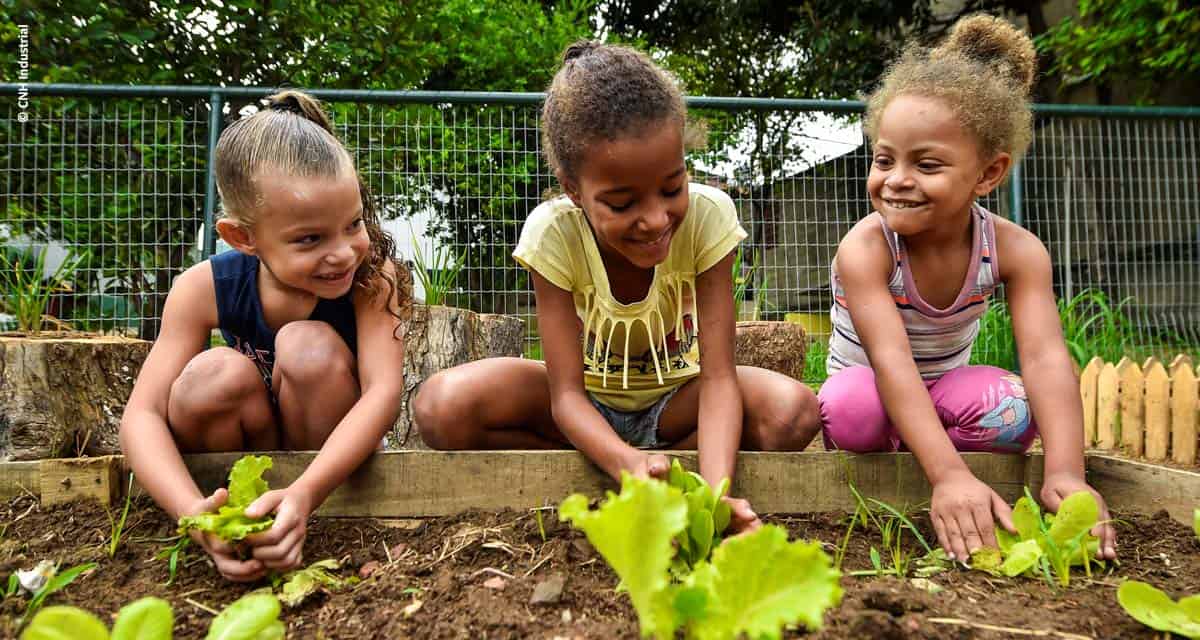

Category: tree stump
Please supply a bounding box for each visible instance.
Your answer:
[0,335,150,461]
[393,305,525,449]
[734,321,809,382]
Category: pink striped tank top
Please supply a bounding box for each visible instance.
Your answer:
[827,204,1000,379]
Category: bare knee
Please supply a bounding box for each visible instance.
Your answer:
[170,348,263,419]
[413,370,480,450]
[749,382,822,451]
[274,321,355,389]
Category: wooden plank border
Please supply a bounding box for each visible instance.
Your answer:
[1,452,1194,525]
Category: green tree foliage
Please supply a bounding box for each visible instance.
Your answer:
[0,0,592,335]
[1037,0,1200,99]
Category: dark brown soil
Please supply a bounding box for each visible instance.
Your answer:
[1,494,1197,639]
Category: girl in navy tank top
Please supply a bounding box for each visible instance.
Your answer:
[120,91,410,583]
[819,16,1115,564]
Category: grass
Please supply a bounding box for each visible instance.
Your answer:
[154,536,192,586]
[970,288,1192,371]
[106,473,136,557]
[841,483,931,578]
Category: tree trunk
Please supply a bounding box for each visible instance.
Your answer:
[0,335,150,461]
[734,321,809,382]
[393,305,525,449]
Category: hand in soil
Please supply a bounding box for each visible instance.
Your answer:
[185,489,267,582]
[1040,471,1118,559]
[930,469,1015,561]
[721,495,761,534]
[627,452,670,480]
[243,485,313,571]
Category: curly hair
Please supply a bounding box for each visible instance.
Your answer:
[542,41,702,182]
[213,90,410,327]
[864,14,1038,162]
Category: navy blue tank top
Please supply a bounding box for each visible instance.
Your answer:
[211,250,358,384]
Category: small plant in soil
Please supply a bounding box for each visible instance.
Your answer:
[967,488,1103,587]
[841,484,932,578]
[154,536,191,586]
[1117,580,1200,639]
[559,463,842,639]
[14,561,97,628]
[107,473,136,557]
[20,591,285,640]
[177,455,274,541]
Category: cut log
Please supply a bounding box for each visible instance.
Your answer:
[734,321,808,382]
[395,305,524,449]
[0,335,150,461]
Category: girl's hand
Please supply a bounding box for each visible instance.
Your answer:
[244,486,315,571]
[184,489,266,582]
[930,469,1015,561]
[1040,472,1116,559]
[627,452,671,480]
[721,495,761,534]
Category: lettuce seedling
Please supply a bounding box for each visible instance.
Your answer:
[178,456,275,541]
[1193,508,1199,543]
[560,474,687,638]
[968,489,1102,587]
[666,460,731,572]
[205,593,285,640]
[560,471,842,640]
[1117,580,1200,639]
[21,592,284,640]
[278,558,356,608]
[21,596,173,640]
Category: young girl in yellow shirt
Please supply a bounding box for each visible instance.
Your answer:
[415,41,821,531]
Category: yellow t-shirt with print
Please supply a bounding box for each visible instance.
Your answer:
[513,182,747,412]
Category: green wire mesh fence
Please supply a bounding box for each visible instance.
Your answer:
[2,85,1197,382]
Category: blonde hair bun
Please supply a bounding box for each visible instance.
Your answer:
[935,14,1037,94]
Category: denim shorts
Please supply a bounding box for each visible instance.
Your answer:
[588,387,680,449]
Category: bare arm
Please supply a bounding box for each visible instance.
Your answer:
[998,221,1083,477]
[997,219,1115,557]
[118,262,217,520]
[693,251,742,488]
[837,221,968,484]
[290,261,407,507]
[533,271,644,480]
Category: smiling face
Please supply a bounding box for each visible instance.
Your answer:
[219,173,369,299]
[867,94,1009,239]
[561,122,689,271]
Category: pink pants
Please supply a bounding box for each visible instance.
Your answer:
[818,365,1038,453]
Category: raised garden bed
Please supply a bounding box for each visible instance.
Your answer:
[1,451,1197,639]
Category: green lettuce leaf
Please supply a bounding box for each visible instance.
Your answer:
[278,559,353,608]
[179,456,275,541]
[205,593,285,640]
[1011,496,1041,540]
[1000,539,1043,577]
[1193,508,1199,543]
[1117,580,1200,639]
[111,597,173,640]
[1047,492,1098,546]
[682,525,842,640]
[21,606,110,640]
[560,473,687,639]
[968,547,1004,576]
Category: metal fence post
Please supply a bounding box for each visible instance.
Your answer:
[1008,159,1024,226]
[202,90,224,258]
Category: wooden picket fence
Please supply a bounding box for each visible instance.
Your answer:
[1080,355,1200,464]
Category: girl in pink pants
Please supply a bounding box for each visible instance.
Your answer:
[818,14,1115,564]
